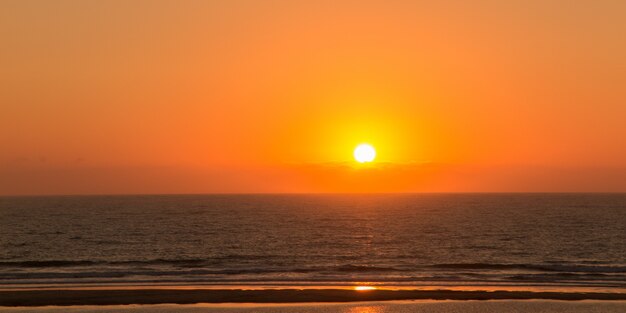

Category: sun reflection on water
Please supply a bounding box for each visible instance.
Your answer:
[346,306,384,313]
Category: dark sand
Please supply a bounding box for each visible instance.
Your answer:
[2,288,626,307]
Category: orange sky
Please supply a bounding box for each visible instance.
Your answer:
[1,1,625,195]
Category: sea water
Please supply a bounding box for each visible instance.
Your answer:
[0,194,624,288]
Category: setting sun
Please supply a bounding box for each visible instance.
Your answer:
[354,144,376,163]
[1,1,625,311]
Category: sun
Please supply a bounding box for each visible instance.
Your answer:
[354,144,376,163]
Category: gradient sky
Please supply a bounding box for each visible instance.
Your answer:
[1,0,625,194]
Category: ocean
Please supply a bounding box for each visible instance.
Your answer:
[0,194,624,288]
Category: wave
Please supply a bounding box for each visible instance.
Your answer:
[0,259,210,268]
[0,255,292,268]
[2,273,625,287]
[2,259,626,287]
[335,265,406,272]
[0,260,99,268]
[428,263,626,273]
[0,260,406,273]
[0,265,406,279]
[3,260,626,274]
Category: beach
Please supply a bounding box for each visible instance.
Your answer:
[2,300,626,313]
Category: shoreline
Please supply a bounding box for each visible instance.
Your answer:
[2,301,626,313]
[2,287,626,307]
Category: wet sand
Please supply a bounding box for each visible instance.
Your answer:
[2,300,626,313]
[2,288,626,306]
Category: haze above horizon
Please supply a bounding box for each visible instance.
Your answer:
[1,1,625,195]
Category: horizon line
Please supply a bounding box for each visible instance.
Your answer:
[1,191,625,197]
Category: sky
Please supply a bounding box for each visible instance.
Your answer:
[1,0,625,195]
